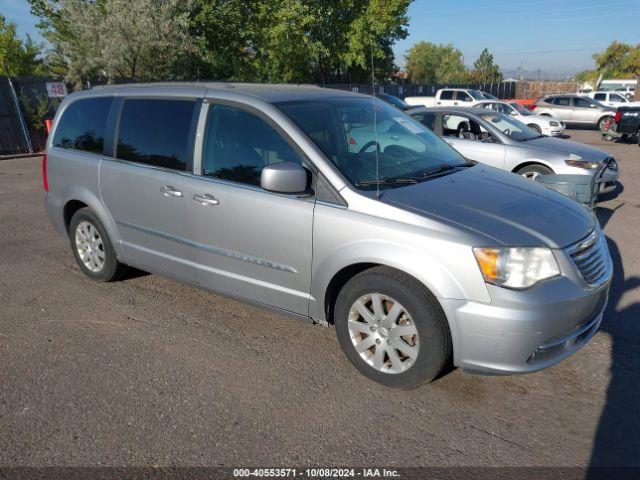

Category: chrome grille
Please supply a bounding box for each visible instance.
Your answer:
[567,230,611,286]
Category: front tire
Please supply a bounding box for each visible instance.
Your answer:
[516,164,553,180]
[334,267,452,388]
[69,208,126,282]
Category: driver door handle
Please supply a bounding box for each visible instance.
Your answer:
[193,193,219,206]
[160,185,183,198]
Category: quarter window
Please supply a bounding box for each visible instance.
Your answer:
[202,105,303,186]
[116,99,196,171]
[53,97,113,154]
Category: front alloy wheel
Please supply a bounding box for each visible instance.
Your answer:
[348,293,419,374]
[334,267,451,388]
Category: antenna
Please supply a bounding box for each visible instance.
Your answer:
[371,37,380,199]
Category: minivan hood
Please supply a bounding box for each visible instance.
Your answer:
[381,165,594,248]
[524,136,610,161]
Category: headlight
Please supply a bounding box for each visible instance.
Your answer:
[473,247,560,289]
[549,121,559,126]
[565,159,600,170]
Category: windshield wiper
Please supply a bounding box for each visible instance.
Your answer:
[417,163,473,179]
[355,176,419,187]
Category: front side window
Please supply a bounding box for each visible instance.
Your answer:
[53,97,113,154]
[610,93,627,102]
[202,105,303,186]
[277,97,469,192]
[116,99,195,171]
[456,91,473,102]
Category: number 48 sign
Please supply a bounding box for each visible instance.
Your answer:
[46,82,68,98]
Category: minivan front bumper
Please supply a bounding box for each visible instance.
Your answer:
[441,238,612,375]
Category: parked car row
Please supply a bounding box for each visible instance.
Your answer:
[406,105,618,192]
[45,83,613,389]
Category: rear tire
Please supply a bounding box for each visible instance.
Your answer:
[527,124,542,134]
[69,208,126,282]
[516,164,553,180]
[334,267,452,388]
[598,116,615,132]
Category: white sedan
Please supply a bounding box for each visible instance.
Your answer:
[473,100,565,136]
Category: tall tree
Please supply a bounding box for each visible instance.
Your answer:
[470,48,502,83]
[405,42,467,84]
[0,14,44,76]
[189,0,411,83]
[573,41,640,83]
[29,0,200,87]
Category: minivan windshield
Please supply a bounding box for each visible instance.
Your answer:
[478,112,543,141]
[276,97,470,191]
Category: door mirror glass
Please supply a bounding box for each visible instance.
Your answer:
[261,162,309,194]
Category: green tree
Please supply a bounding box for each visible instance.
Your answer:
[29,0,200,87]
[190,0,411,83]
[593,41,640,78]
[470,48,501,83]
[0,14,44,76]
[574,42,640,83]
[405,42,467,83]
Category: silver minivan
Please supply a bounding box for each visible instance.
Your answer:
[44,83,612,388]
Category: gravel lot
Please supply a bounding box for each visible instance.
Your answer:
[1,130,639,469]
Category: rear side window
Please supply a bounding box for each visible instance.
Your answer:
[439,90,454,100]
[554,97,571,106]
[594,93,606,101]
[573,97,592,108]
[116,99,196,171]
[53,97,113,154]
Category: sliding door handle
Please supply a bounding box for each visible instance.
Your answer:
[193,193,219,206]
[160,185,183,198]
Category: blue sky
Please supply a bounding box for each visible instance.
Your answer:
[3,0,640,77]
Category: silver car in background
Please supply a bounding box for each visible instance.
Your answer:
[44,83,611,388]
[474,100,566,136]
[408,107,619,192]
[532,94,616,131]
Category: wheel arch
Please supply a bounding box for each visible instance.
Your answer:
[512,160,555,174]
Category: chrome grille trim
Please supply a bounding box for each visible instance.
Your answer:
[566,229,612,287]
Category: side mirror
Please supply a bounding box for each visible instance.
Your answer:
[261,162,309,194]
[510,110,518,116]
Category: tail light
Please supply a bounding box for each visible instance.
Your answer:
[42,153,49,192]
[529,104,537,111]
[614,110,622,123]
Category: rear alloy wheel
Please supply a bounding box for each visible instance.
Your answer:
[69,208,126,282]
[516,164,553,180]
[335,267,451,388]
[598,116,616,132]
[528,124,542,134]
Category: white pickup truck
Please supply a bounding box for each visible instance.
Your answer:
[581,91,640,109]
[405,88,486,108]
